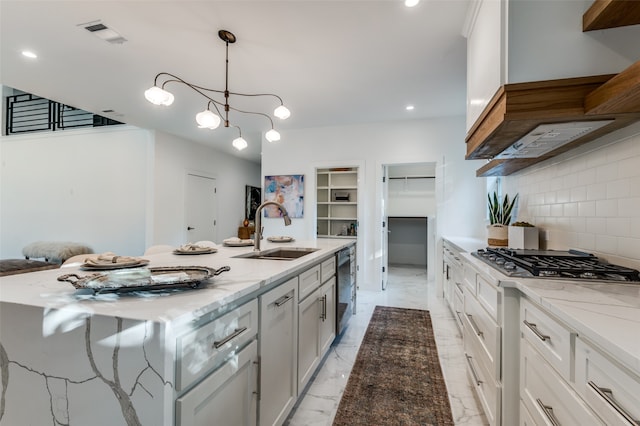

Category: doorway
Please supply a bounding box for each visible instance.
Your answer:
[381,162,436,290]
[185,173,218,243]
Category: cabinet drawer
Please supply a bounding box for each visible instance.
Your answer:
[298,265,321,301]
[575,338,640,426]
[520,400,537,426]
[520,339,604,426]
[463,263,477,296]
[464,336,501,426]
[177,299,258,391]
[520,298,572,381]
[320,256,336,283]
[464,292,500,376]
[176,340,258,426]
[476,274,500,323]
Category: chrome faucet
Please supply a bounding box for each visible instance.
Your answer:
[254,200,292,251]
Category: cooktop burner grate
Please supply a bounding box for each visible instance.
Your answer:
[473,248,640,282]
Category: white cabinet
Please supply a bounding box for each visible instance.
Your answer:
[463,267,502,426]
[520,339,603,426]
[259,277,298,426]
[176,299,258,391]
[443,241,464,331]
[176,300,259,425]
[575,337,640,426]
[316,168,358,238]
[297,262,336,391]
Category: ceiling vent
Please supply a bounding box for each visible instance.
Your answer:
[79,20,127,44]
[494,120,614,159]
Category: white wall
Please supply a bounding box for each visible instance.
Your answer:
[261,116,486,291]
[152,132,261,247]
[502,122,640,269]
[0,126,261,259]
[507,0,640,84]
[0,126,153,258]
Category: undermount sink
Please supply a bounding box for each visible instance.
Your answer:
[233,247,320,261]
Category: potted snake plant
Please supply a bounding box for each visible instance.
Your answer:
[487,192,518,246]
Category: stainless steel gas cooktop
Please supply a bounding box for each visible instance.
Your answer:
[472,248,640,283]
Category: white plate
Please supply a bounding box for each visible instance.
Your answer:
[223,240,254,247]
[81,259,150,270]
[267,236,294,243]
[173,247,217,255]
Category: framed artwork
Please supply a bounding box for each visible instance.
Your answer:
[264,175,304,218]
[245,185,261,221]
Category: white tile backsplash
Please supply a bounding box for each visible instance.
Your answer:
[503,124,640,267]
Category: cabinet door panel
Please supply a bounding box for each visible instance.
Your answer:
[176,340,257,426]
[260,277,298,426]
[318,277,336,356]
[298,287,321,391]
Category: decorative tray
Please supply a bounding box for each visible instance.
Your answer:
[57,266,230,294]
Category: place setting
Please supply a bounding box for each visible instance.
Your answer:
[173,242,218,255]
[79,252,150,270]
[222,237,254,247]
[267,236,295,243]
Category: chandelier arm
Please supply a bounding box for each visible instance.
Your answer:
[227,92,285,105]
[228,106,275,128]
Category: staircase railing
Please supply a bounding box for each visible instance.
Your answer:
[5,93,122,135]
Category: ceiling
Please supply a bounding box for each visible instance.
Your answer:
[0,0,470,163]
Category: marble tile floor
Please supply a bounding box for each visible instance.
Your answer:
[285,264,489,426]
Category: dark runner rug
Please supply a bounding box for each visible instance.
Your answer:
[333,306,454,426]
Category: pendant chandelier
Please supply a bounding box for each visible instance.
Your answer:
[144,30,290,151]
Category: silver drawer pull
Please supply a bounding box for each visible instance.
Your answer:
[466,314,484,339]
[319,295,327,321]
[465,354,483,386]
[536,398,561,426]
[274,294,293,307]
[213,326,248,349]
[588,381,640,425]
[524,320,550,342]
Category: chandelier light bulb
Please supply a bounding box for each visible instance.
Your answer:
[265,129,281,142]
[195,110,221,129]
[232,137,248,151]
[274,105,291,120]
[144,86,174,106]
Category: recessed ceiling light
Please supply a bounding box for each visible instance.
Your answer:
[405,0,420,7]
[21,50,37,59]
[406,105,415,111]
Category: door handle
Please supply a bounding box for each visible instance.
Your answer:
[187,226,195,230]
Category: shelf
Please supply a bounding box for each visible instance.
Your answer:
[583,0,640,31]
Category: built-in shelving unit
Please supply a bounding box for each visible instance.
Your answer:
[316,167,358,238]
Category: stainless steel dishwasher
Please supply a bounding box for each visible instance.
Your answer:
[336,246,355,335]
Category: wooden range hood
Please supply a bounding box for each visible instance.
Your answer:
[467,0,640,177]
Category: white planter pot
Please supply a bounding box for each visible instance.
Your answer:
[508,226,539,249]
[487,224,508,247]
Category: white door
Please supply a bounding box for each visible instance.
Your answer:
[185,174,217,243]
[381,165,389,290]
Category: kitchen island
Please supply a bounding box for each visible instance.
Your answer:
[0,239,353,426]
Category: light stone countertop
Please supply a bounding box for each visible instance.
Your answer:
[0,239,353,324]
